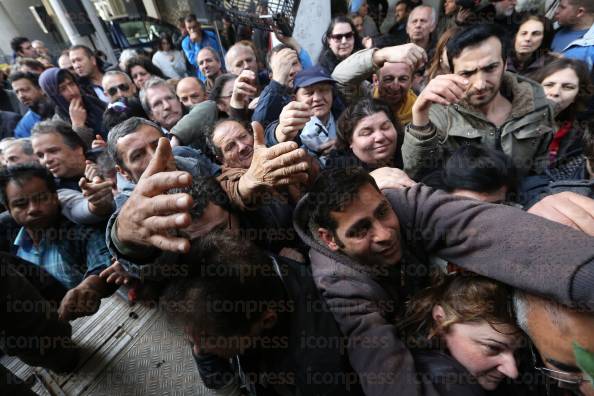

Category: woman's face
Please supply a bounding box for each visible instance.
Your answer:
[439,316,521,390]
[541,67,580,115]
[130,65,151,89]
[514,19,545,56]
[160,39,172,51]
[350,112,397,166]
[328,22,355,60]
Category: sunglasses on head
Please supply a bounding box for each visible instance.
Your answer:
[107,83,130,96]
[329,32,354,41]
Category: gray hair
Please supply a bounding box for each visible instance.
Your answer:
[139,76,176,115]
[5,138,34,155]
[197,46,221,64]
[107,116,162,167]
[409,5,437,26]
[31,120,86,150]
[103,70,133,85]
[512,290,530,334]
[119,49,138,69]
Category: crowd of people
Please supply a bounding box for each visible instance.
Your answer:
[1,0,594,395]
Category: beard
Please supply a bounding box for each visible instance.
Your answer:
[465,68,504,109]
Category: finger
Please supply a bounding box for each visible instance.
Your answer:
[251,121,266,148]
[441,74,470,88]
[555,197,594,235]
[283,115,311,127]
[99,267,113,278]
[287,101,311,111]
[143,212,192,234]
[272,172,310,186]
[139,137,176,181]
[135,171,193,198]
[264,141,300,159]
[423,92,452,106]
[79,177,88,190]
[106,273,120,284]
[268,160,310,179]
[149,234,190,253]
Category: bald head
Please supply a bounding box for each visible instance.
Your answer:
[176,77,206,108]
[225,43,258,75]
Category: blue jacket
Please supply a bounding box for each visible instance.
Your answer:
[14,109,41,138]
[556,24,594,71]
[181,31,225,82]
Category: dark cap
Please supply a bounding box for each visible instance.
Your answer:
[294,65,336,89]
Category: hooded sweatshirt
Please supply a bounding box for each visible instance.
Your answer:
[293,183,594,396]
[39,68,106,144]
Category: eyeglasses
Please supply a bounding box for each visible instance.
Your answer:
[107,83,130,96]
[329,32,354,41]
[530,344,589,395]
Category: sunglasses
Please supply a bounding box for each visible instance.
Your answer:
[329,32,354,41]
[107,83,130,96]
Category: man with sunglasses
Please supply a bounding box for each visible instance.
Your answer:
[102,71,137,103]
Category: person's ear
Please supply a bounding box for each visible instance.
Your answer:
[115,164,132,182]
[318,227,340,251]
[432,305,446,324]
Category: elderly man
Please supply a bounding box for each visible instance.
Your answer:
[332,42,425,125]
[175,76,206,109]
[102,71,137,103]
[406,5,437,55]
[2,139,38,166]
[197,47,223,95]
[69,45,107,103]
[225,41,259,76]
[404,24,555,179]
[139,77,184,133]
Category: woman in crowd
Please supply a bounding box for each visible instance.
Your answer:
[423,145,518,204]
[530,57,593,166]
[318,16,363,74]
[400,272,523,395]
[39,67,106,145]
[125,55,167,90]
[152,33,187,79]
[507,15,555,76]
[327,98,403,170]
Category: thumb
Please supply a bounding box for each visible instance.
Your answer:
[252,121,265,148]
[78,177,88,190]
[139,137,175,181]
[95,134,104,141]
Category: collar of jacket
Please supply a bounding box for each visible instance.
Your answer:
[293,192,397,279]
[452,71,546,121]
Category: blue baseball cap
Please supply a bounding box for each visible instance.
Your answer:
[294,66,336,90]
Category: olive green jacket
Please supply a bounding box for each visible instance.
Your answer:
[402,72,555,179]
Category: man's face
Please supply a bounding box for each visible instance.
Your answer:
[18,41,37,58]
[212,121,254,169]
[32,41,48,55]
[185,20,202,42]
[3,143,39,166]
[11,78,44,107]
[395,3,410,22]
[494,0,517,17]
[102,74,136,102]
[526,299,594,396]
[147,85,183,130]
[58,54,74,72]
[5,176,59,230]
[116,124,163,183]
[452,37,506,109]
[182,202,240,241]
[296,82,333,121]
[32,133,85,179]
[227,46,258,75]
[58,77,81,103]
[352,16,364,34]
[376,62,413,108]
[176,77,206,108]
[217,79,236,114]
[555,0,580,27]
[406,7,435,43]
[197,49,222,79]
[69,48,96,78]
[320,183,402,268]
[444,0,459,16]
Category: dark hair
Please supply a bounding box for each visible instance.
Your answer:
[336,98,403,150]
[529,57,594,120]
[177,176,232,220]
[107,117,162,167]
[308,166,379,235]
[161,233,284,338]
[567,0,594,13]
[69,44,94,58]
[31,119,86,151]
[125,55,167,81]
[207,118,250,160]
[427,26,461,80]
[0,163,56,206]
[57,69,78,86]
[15,58,45,73]
[184,14,199,24]
[9,71,40,88]
[10,37,30,54]
[157,32,174,52]
[198,46,221,64]
[102,97,148,132]
[514,14,554,55]
[446,24,509,71]
[208,73,237,102]
[583,127,594,159]
[319,16,363,71]
[423,145,517,196]
[395,0,415,11]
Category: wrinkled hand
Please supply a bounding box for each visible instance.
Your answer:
[528,192,594,236]
[80,175,114,216]
[412,74,469,126]
[370,167,416,190]
[116,137,193,253]
[238,122,309,200]
[58,284,102,321]
[100,260,134,286]
[92,135,107,149]
[270,47,300,86]
[275,101,311,143]
[69,98,87,129]
[373,43,427,70]
[230,70,258,109]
